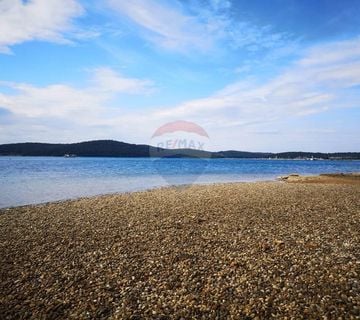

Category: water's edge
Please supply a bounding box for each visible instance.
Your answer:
[1,178,282,211]
[1,157,359,208]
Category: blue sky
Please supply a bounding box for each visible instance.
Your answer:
[0,0,359,151]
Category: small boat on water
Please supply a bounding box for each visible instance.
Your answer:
[63,154,77,158]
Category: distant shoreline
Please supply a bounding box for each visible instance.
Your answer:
[1,155,360,161]
[1,140,359,159]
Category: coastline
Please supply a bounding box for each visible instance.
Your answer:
[1,173,359,210]
[0,180,276,211]
[1,156,359,209]
[1,177,359,318]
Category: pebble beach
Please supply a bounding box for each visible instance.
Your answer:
[1,176,359,319]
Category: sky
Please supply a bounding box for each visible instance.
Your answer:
[0,0,360,152]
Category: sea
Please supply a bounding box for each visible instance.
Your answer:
[0,156,359,208]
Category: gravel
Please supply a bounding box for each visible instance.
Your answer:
[1,181,359,319]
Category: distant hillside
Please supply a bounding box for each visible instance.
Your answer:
[0,140,359,159]
[216,150,360,160]
[0,140,214,158]
[0,140,151,157]
[216,150,273,158]
[274,151,360,160]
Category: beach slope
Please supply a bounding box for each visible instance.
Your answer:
[1,179,359,319]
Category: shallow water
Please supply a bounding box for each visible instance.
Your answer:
[0,157,359,208]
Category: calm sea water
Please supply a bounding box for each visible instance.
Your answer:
[0,156,359,208]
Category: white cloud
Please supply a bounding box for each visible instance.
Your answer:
[107,0,288,53]
[299,37,360,66]
[0,37,359,151]
[0,82,103,117]
[0,68,154,118]
[149,37,360,126]
[107,0,213,52]
[0,0,84,53]
[209,0,231,11]
[92,67,154,94]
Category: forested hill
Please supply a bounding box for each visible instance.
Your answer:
[0,140,150,157]
[0,140,359,159]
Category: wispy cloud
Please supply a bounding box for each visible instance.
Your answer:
[0,82,103,117]
[299,37,360,66]
[91,67,154,94]
[106,0,289,53]
[0,0,84,53]
[107,0,213,52]
[0,37,359,150]
[208,0,231,11]
[151,37,360,125]
[0,68,154,118]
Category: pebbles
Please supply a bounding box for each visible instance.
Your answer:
[278,172,360,184]
[0,181,359,319]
